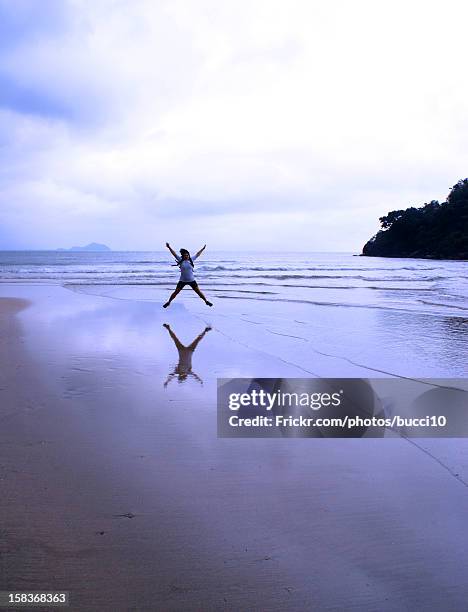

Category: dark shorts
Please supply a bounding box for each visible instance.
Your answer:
[176,280,198,289]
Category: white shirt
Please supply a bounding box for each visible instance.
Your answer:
[176,253,199,282]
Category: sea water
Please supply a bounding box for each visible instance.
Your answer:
[1,250,467,378]
[0,251,467,318]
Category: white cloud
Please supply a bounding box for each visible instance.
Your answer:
[1,0,467,249]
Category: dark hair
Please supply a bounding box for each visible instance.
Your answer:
[179,248,194,268]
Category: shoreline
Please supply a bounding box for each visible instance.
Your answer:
[1,284,468,610]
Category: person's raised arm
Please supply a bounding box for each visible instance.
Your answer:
[165,242,179,260]
[194,244,206,259]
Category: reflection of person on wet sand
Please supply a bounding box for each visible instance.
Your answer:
[163,323,211,387]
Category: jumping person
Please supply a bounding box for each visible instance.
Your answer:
[163,242,213,308]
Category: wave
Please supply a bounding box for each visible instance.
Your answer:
[193,265,442,273]
[418,300,468,311]
[211,294,436,313]
[218,273,444,282]
[196,265,293,272]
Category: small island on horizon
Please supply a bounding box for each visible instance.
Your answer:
[362,178,468,260]
[57,242,111,252]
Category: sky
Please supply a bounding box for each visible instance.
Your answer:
[1,0,468,251]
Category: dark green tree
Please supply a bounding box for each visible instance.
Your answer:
[362,179,468,259]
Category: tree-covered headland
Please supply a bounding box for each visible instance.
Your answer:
[362,178,468,259]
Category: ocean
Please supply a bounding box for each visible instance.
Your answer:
[1,250,467,318]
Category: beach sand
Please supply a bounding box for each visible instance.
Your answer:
[1,284,468,611]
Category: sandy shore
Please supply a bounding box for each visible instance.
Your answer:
[1,284,468,611]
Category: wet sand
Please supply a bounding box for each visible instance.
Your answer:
[1,284,468,611]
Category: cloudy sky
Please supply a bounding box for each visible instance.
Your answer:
[1,0,467,251]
